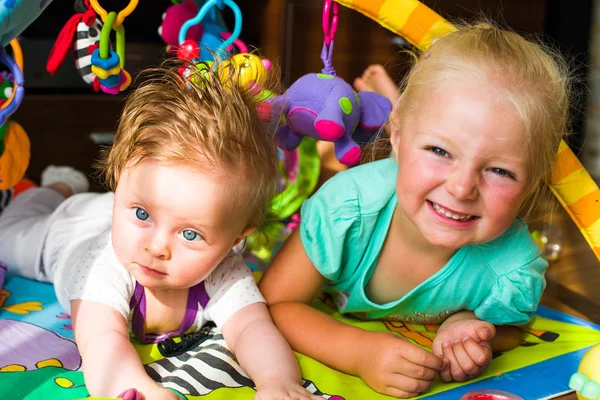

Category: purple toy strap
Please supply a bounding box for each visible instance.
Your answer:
[321,0,338,75]
[129,281,209,344]
[321,41,336,76]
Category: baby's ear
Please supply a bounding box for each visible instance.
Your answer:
[232,226,255,251]
[241,225,255,237]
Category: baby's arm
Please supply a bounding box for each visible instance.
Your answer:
[259,230,444,398]
[221,302,320,399]
[71,300,178,399]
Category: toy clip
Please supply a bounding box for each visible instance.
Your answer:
[89,0,138,28]
[89,2,136,94]
[322,0,338,47]
[321,0,339,75]
[177,0,243,62]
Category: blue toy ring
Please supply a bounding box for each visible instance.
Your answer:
[178,0,242,58]
[0,41,24,127]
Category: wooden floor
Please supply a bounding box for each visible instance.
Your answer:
[538,203,600,325]
[534,201,599,400]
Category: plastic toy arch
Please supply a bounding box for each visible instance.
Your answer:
[334,0,600,261]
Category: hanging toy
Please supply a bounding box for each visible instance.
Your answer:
[89,0,138,94]
[212,53,321,261]
[205,52,272,96]
[74,16,107,85]
[47,0,110,87]
[264,0,392,166]
[220,31,248,55]
[158,0,204,55]
[177,0,243,64]
[0,39,29,191]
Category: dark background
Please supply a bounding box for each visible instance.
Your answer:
[11,0,594,190]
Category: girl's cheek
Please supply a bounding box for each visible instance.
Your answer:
[484,181,526,210]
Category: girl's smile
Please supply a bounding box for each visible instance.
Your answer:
[427,200,480,228]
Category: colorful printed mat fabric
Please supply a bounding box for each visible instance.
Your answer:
[1,264,598,399]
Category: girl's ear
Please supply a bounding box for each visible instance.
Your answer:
[390,125,401,159]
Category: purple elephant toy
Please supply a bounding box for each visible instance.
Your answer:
[268,72,392,166]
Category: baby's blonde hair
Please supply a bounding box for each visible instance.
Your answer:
[97,58,280,229]
[370,21,571,218]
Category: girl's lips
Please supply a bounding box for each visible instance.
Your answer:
[427,200,480,228]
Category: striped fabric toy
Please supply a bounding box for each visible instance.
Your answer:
[335,0,600,261]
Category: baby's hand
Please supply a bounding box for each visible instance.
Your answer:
[115,387,180,400]
[254,378,323,400]
[432,318,495,382]
[356,331,443,398]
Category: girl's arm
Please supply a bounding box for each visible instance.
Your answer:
[259,229,362,373]
[259,230,444,398]
[221,302,319,399]
[71,300,178,399]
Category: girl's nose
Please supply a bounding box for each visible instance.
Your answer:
[446,166,479,201]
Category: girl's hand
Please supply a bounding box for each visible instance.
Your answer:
[432,317,495,382]
[356,331,444,398]
[254,378,323,400]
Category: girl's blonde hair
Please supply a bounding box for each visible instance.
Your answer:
[366,21,572,218]
[97,57,280,229]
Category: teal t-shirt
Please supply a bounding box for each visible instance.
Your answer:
[300,158,548,326]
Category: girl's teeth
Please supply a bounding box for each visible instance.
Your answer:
[432,202,473,220]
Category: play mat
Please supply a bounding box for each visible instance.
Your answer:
[0,0,599,399]
[1,253,599,400]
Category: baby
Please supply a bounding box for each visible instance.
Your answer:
[0,61,320,400]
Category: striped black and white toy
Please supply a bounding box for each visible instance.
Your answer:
[73,18,106,85]
[144,330,344,398]
[0,188,12,213]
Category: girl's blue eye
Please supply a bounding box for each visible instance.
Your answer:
[431,147,449,157]
[135,207,149,221]
[182,229,201,242]
[490,167,511,177]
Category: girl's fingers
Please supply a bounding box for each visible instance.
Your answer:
[393,358,439,381]
[463,337,492,368]
[453,338,480,377]
[442,340,469,381]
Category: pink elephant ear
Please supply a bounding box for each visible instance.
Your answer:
[357,91,392,129]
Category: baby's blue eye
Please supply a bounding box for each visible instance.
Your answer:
[182,229,201,242]
[135,207,149,221]
[431,147,449,157]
